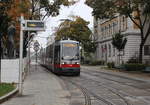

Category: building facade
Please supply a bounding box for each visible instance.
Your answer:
[94,15,150,64]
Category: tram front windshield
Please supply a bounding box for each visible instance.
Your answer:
[62,43,79,60]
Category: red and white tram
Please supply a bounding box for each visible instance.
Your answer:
[40,40,80,76]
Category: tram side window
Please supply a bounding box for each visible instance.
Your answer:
[54,46,60,64]
[49,45,53,58]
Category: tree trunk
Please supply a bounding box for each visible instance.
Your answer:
[139,43,144,63]
[0,37,1,83]
[117,50,120,65]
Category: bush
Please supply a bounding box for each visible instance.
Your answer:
[127,57,138,63]
[84,60,90,64]
[107,62,115,68]
[123,63,146,71]
[90,60,105,65]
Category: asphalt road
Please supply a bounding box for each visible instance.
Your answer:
[60,66,150,105]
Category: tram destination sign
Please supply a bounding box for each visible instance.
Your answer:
[24,20,45,31]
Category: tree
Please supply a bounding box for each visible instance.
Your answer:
[86,0,150,63]
[112,32,127,64]
[55,17,96,53]
[0,0,13,83]
[0,0,32,58]
[9,0,78,57]
[0,0,13,58]
[30,0,78,20]
[23,0,78,57]
[1,0,78,57]
[0,0,12,37]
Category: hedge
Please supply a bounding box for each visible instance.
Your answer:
[107,62,115,68]
[123,63,146,71]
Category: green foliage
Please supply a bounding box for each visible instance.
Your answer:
[82,41,97,53]
[112,32,127,51]
[32,0,77,19]
[86,0,116,19]
[0,83,15,97]
[123,63,146,71]
[55,17,96,53]
[86,0,150,20]
[21,0,78,57]
[0,0,12,37]
[107,62,115,68]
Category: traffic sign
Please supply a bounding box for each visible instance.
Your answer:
[34,46,40,52]
[34,41,40,47]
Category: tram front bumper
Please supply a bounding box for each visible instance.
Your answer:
[55,67,80,74]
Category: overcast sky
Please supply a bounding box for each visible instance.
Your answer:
[34,0,93,48]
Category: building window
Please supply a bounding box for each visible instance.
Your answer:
[144,45,150,55]
[108,24,112,36]
[113,47,115,56]
[121,16,127,31]
[101,27,104,38]
[104,26,107,36]
[106,26,108,36]
[109,24,111,36]
[113,22,118,34]
[109,44,111,57]
[122,16,125,31]
[101,45,104,58]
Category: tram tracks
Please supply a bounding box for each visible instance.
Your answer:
[44,66,142,105]
[76,70,150,105]
[44,68,133,105]
[82,70,150,92]
[62,78,91,105]
[74,77,131,105]
[62,77,131,105]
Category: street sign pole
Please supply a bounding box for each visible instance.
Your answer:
[36,51,37,63]
[28,31,30,74]
[19,15,24,95]
[18,17,45,95]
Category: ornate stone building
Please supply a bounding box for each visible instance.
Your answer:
[94,14,150,64]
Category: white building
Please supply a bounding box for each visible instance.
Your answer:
[94,14,150,64]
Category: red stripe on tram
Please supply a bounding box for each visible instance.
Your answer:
[61,64,80,68]
[54,64,80,68]
[54,64,61,68]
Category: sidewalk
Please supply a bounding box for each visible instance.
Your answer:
[2,63,70,105]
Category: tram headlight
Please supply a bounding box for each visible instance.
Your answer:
[75,62,80,64]
[61,62,67,64]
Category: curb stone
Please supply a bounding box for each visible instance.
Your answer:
[0,86,19,104]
